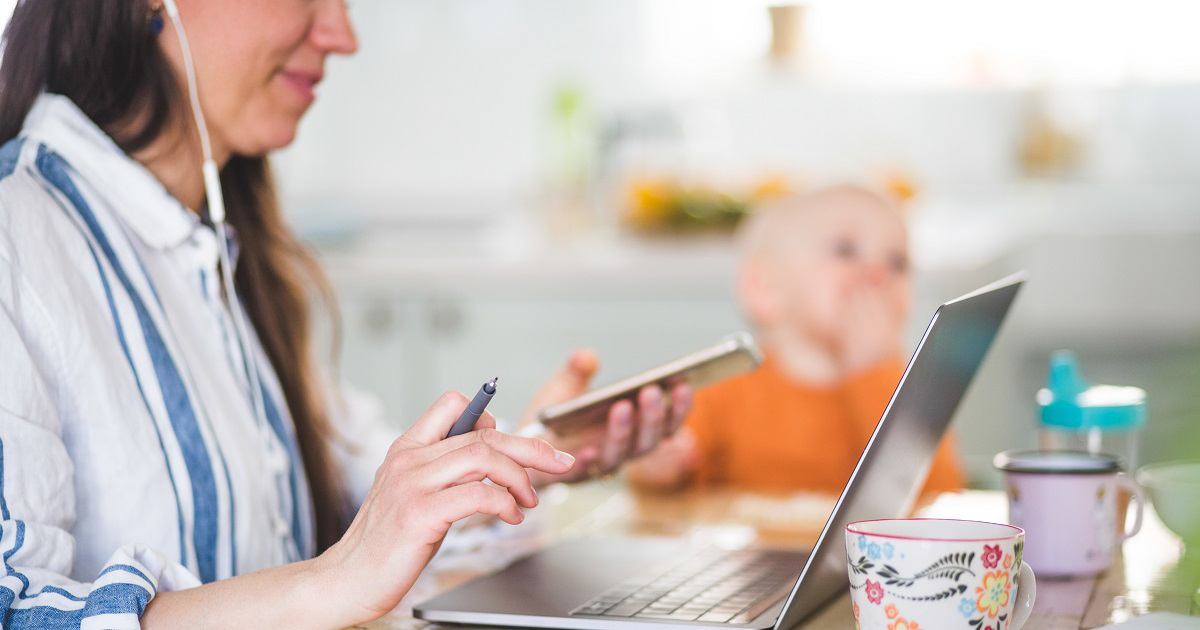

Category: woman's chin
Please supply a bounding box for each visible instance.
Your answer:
[236,126,300,156]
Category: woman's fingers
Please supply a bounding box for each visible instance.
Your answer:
[428,428,575,474]
[666,383,692,436]
[633,385,666,455]
[432,481,526,525]
[596,399,636,474]
[403,391,471,445]
[418,440,540,508]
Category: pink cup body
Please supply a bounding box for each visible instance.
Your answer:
[1004,471,1140,577]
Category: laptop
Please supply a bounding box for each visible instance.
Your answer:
[415,272,1025,630]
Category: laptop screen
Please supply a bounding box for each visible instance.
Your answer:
[774,273,1024,629]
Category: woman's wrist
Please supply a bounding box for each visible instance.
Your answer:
[306,537,382,629]
[140,551,368,630]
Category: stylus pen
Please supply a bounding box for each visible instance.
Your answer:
[445,377,498,439]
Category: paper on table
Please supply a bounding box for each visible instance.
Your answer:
[1094,613,1200,629]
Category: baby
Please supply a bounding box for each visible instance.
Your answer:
[628,184,964,497]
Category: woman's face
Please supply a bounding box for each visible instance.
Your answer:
[160,0,357,159]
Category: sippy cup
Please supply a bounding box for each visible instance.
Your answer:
[1037,351,1146,472]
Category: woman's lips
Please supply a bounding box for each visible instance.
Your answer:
[280,70,320,106]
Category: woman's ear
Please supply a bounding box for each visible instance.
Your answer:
[737,258,780,328]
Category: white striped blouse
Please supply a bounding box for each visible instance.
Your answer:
[0,94,388,629]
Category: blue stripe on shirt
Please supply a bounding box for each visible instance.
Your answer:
[0,138,25,179]
[259,384,304,559]
[3,579,152,628]
[35,146,221,584]
[3,521,31,598]
[0,437,9,522]
[82,240,189,563]
[0,441,31,600]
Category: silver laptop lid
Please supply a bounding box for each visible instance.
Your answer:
[774,272,1025,629]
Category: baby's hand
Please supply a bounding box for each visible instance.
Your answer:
[834,283,905,376]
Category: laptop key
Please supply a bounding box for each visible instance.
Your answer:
[602,601,651,617]
[575,602,615,615]
[697,610,737,623]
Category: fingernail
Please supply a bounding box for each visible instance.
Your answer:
[616,405,634,427]
[554,450,576,466]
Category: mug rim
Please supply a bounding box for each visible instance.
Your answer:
[846,517,1025,542]
[993,449,1123,474]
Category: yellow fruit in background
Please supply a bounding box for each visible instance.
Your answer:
[749,175,794,201]
[625,177,676,227]
[883,172,918,203]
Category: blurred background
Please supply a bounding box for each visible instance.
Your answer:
[8,0,1198,487]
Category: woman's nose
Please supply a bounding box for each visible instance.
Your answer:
[312,0,358,55]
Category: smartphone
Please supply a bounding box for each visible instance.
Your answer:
[537,332,762,437]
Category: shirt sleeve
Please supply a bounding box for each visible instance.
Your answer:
[0,253,199,629]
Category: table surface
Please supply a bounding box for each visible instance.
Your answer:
[357,483,1200,630]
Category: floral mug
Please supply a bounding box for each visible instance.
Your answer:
[845,519,1037,630]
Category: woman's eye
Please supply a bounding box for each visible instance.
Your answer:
[890,253,909,273]
[833,238,857,260]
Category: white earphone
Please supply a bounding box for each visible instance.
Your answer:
[160,0,270,440]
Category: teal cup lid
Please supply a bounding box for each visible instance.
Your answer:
[1038,351,1146,431]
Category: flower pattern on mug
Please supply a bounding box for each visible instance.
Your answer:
[981,544,1002,569]
[888,617,920,630]
[866,579,885,604]
[848,531,1022,628]
[975,570,1011,618]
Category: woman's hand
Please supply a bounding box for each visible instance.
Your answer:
[520,349,693,485]
[624,426,700,491]
[318,390,577,625]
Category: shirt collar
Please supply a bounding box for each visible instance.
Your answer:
[21,93,200,250]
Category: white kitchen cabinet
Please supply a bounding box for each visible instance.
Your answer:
[320,243,746,430]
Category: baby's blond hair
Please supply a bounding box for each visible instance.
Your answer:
[736,183,903,262]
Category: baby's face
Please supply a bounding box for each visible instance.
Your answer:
[772,192,911,345]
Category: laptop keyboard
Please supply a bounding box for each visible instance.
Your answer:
[570,547,807,624]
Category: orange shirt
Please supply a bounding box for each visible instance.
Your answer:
[686,355,964,496]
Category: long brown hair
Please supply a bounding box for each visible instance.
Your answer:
[0,0,351,552]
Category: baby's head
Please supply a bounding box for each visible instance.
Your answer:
[735,184,911,349]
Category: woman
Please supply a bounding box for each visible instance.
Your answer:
[0,0,688,627]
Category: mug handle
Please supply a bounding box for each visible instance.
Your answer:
[1010,561,1038,630]
[1116,475,1145,543]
